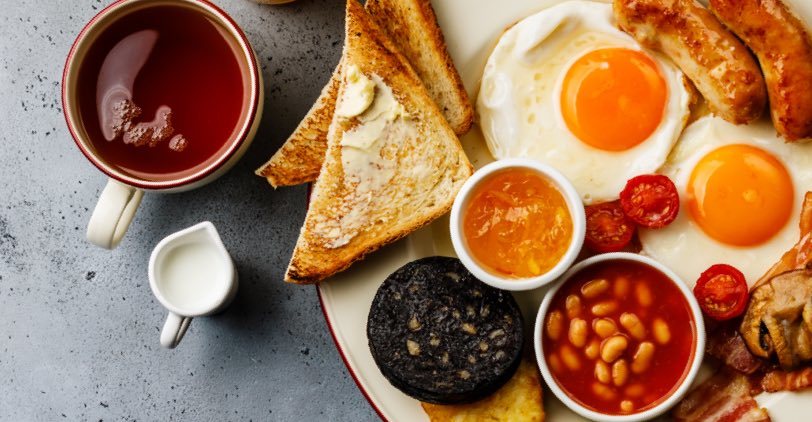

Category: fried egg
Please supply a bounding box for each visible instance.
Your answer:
[640,116,812,287]
[477,0,692,204]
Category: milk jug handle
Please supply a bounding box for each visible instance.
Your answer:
[160,312,192,349]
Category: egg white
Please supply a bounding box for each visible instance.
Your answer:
[640,116,812,287]
[477,0,692,204]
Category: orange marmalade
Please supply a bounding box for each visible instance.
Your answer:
[463,169,573,278]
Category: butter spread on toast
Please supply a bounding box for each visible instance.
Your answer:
[315,66,415,249]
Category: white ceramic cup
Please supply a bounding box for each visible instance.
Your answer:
[449,158,586,291]
[62,0,264,249]
[534,252,706,422]
[148,222,238,349]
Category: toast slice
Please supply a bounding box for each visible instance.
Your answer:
[284,0,472,284]
[366,0,472,135]
[255,66,340,187]
[255,0,473,188]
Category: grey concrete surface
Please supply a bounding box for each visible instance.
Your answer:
[0,0,378,420]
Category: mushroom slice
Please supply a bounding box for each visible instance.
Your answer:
[741,283,775,358]
[764,314,795,369]
[804,300,812,332]
[795,323,812,361]
[740,269,812,369]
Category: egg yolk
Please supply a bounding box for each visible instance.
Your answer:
[688,144,794,247]
[463,169,573,278]
[560,48,667,152]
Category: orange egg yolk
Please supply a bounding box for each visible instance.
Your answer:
[688,144,794,247]
[463,169,573,278]
[560,48,667,152]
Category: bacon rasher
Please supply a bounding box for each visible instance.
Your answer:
[706,321,764,375]
[761,367,812,393]
[672,369,770,422]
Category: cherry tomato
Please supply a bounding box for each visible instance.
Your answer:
[620,174,680,229]
[585,201,636,253]
[693,264,749,321]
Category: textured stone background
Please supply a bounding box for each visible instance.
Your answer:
[0,0,377,420]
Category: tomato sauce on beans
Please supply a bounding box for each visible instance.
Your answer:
[542,260,697,415]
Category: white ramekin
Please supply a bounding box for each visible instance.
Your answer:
[449,158,586,291]
[533,252,706,422]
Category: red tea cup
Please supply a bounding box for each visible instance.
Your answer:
[62,0,263,249]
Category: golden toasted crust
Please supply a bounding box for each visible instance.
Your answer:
[421,359,545,422]
[254,67,340,188]
[256,0,472,188]
[614,0,766,125]
[710,0,812,141]
[284,0,472,284]
[366,0,474,135]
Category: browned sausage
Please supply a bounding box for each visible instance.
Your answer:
[614,0,767,124]
[710,0,812,141]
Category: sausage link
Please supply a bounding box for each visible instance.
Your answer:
[709,0,812,141]
[614,0,766,124]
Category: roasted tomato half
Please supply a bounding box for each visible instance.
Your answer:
[693,264,749,321]
[620,174,679,229]
[585,201,636,253]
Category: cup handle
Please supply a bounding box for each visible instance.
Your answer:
[86,179,144,249]
[160,312,192,349]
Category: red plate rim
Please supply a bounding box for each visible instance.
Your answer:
[307,185,389,419]
[316,284,390,421]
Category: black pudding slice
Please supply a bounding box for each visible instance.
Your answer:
[367,256,523,404]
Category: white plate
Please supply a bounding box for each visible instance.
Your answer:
[317,0,812,420]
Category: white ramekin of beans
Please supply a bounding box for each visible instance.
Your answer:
[534,252,706,421]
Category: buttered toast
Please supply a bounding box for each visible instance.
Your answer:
[256,0,472,188]
[365,0,472,135]
[255,66,340,187]
[284,0,472,284]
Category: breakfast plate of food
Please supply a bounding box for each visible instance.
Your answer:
[255,0,812,420]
